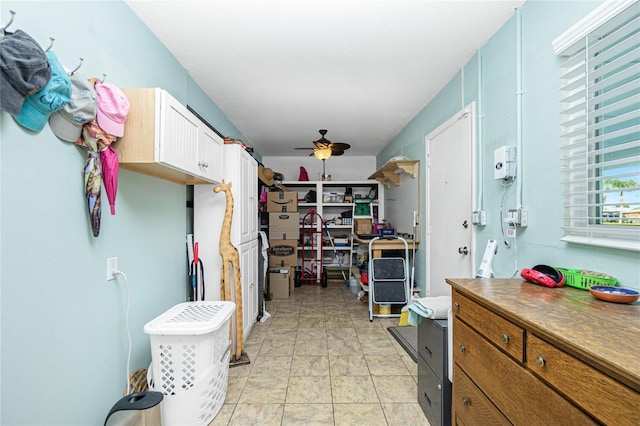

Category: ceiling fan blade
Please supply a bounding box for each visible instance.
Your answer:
[313,141,330,149]
[294,147,315,150]
[329,142,350,151]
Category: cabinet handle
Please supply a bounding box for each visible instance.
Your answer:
[198,161,203,167]
[536,356,546,367]
[501,334,510,343]
[203,162,209,168]
[423,392,432,407]
[459,344,466,353]
[454,302,460,310]
[462,397,469,406]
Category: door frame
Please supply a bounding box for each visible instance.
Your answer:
[425,103,477,295]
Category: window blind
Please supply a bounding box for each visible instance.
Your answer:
[554,0,640,251]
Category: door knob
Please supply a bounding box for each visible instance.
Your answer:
[458,246,469,255]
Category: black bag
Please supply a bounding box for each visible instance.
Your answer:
[304,189,317,203]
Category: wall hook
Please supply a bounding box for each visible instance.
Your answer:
[70,57,84,76]
[1,10,16,34]
[45,37,55,52]
[100,73,107,83]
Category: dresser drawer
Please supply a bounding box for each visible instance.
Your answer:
[452,364,509,426]
[418,318,448,381]
[452,289,524,362]
[527,333,640,425]
[453,317,597,425]
[418,356,451,426]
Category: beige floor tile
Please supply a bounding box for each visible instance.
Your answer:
[333,403,388,426]
[372,375,418,403]
[293,337,328,355]
[382,402,431,426]
[265,327,298,340]
[281,403,334,425]
[298,315,326,328]
[238,376,289,404]
[249,356,293,377]
[329,355,370,376]
[326,327,357,340]
[295,328,327,341]
[366,354,411,376]
[359,337,399,356]
[286,375,332,403]
[228,403,284,426]
[290,355,330,376]
[331,375,379,403]
[228,362,252,378]
[259,339,296,356]
[401,354,418,375]
[209,403,235,426]
[327,336,363,356]
[224,376,247,403]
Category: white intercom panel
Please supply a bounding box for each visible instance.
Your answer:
[494,146,516,180]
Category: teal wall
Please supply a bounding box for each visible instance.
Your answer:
[0,2,245,424]
[379,0,640,293]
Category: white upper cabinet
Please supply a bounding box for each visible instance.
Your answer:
[116,88,222,184]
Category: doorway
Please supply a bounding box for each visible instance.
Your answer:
[426,105,475,296]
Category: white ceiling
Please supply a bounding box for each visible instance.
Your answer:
[126,0,525,157]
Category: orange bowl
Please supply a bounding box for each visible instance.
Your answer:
[589,286,639,304]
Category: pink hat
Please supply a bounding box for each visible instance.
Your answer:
[94,81,129,137]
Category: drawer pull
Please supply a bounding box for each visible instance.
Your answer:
[454,302,460,310]
[501,334,510,343]
[462,397,469,406]
[536,356,546,367]
[460,344,466,353]
[424,345,432,357]
[423,391,432,407]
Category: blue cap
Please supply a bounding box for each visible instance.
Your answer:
[14,51,71,132]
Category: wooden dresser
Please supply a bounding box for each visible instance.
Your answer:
[447,278,640,426]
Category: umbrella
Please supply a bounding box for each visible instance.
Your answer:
[84,151,102,237]
[76,119,116,237]
[101,145,119,215]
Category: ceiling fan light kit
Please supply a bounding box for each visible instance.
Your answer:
[313,148,332,161]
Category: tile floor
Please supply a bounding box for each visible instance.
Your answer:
[210,280,430,426]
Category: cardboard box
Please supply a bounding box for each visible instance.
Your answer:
[268,239,298,267]
[269,269,290,299]
[355,218,373,234]
[267,192,298,212]
[269,212,300,240]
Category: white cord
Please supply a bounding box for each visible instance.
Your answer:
[114,270,132,395]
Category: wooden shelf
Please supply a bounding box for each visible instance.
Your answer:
[368,159,419,188]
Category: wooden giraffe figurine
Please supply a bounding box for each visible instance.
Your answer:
[213,180,245,362]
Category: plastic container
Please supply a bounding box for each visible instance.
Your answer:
[349,277,359,296]
[144,301,235,425]
[554,268,617,291]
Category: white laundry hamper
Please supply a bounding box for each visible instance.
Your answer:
[144,301,235,425]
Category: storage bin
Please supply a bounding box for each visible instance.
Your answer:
[144,301,235,425]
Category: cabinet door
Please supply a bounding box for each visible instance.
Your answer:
[198,126,223,183]
[158,90,199,175]
[239,151,258,244]
[241,240,258,340]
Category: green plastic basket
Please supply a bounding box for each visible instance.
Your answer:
[555,267,617,291]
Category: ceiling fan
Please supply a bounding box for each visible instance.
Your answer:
[294,129,351,156]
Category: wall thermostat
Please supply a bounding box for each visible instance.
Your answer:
[494,146,516,180]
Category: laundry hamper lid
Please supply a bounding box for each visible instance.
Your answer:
[143,301,235,335]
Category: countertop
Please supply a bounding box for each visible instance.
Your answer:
[446,278,640,392]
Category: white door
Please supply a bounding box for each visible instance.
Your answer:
[426,106,475,296]
[198,126,223,183]
[240,239,258,340]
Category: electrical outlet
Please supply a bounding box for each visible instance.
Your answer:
[107,257,118,281]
